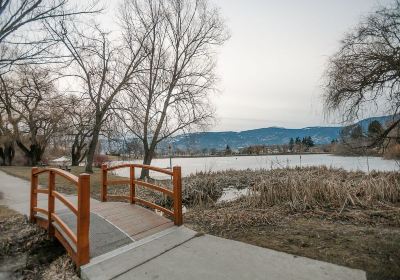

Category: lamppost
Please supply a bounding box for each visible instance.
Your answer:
[168,144,173,169]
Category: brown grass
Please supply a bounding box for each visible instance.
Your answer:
[246,167,400,211]
[0,206,76,279]
[181,167,400,211]
[183,167,400,280]
[384,143,400,159]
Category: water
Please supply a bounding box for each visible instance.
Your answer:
[217,187,251,203]
[110,154,399,178]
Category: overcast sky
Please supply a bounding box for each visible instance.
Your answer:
[100,0,392,132]
[209,0,392,131]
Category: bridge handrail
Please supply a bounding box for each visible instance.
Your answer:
[101,163,183,226]
[33,167,79,184]
[30,167,90,267]
[105,163,174,175]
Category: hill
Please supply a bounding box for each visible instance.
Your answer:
[170,115,392,150]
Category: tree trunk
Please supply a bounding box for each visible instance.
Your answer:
[140,148,154,179]
[0,142,15,166]
[30,144,44,166]
[4,143,15,166]
[71,142,80,166]
[16,141,43,166]
[85,126,101,173]
[0,147,4,165]
[71,138,87,166]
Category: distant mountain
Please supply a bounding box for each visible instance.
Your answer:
[169,115,394,150]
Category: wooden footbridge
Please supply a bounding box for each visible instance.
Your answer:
[29,163,183,267]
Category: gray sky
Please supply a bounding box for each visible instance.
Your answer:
[211,0,391,131]
[99,0,392,132]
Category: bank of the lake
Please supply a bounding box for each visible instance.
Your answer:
[181,167,400,280]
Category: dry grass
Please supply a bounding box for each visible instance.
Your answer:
[183,167,400,280]
[0,206,75,279]
[384,143,400,159]
[245,167,400,211]
[181,169,266,206]
[181,167,400,211]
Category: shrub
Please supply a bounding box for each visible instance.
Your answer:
[93,154,108,168]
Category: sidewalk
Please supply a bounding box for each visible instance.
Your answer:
[0,170,367,280]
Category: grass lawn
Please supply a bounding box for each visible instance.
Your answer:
[0,166,130,200]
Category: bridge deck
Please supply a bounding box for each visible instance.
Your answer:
[91,202,174,241]
[35,200,174,259]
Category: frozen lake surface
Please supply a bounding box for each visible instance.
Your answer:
[111,154,399,178]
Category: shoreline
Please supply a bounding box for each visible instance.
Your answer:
[112,152,394,161]
[114,152,331,161]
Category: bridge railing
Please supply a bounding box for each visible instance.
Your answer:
[101,164,183,226]
[30,167,90,266]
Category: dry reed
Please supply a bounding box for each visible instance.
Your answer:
[182,167,400,211]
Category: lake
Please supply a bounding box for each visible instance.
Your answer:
[110,154,399,178]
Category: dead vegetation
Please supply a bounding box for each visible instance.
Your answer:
[246,167,400,210]
[0,206,77,279]
[182,166,400,209]
[184,166,400,233]
[183,167,400,280]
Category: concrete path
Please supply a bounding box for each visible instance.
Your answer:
[0,170,367,280]
[82,227,365,280]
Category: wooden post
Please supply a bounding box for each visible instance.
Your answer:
[30,167,38,223]
[101,164,107,202]
[77,173,90,266]
[48,170,55,237]
[172,166,183,226]
[130,166,135,204]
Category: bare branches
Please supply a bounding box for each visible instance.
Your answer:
[0,0,100,72]
[116,0,228,177]
[323,0,400,148]
[47,12,150,172]
[0,66,65,165]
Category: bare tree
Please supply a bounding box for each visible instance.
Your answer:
[63,96,93,166]
[0,66,64,165]
[0,0,99,72]
[117,0,229,178]
[324,0,400,149]
[0,105,15,165]
[47,19,150,172]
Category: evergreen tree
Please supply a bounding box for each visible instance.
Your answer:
[350,124,364,139]
[289,138,294,151]
[307,136,314,147]
[367,120,383,138]
[225,145,232,155]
